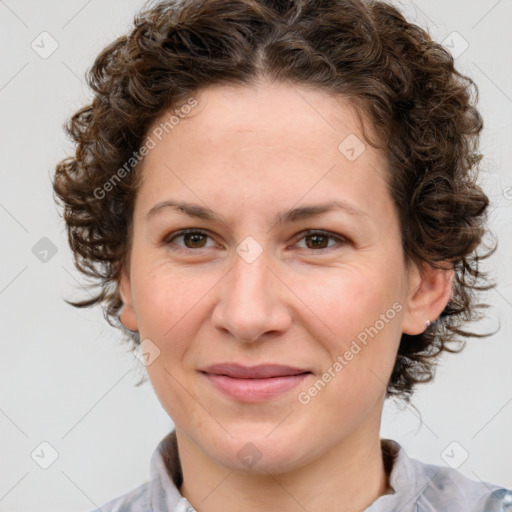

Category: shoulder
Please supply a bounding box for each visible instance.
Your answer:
[402,447,512,511]
[83,481,151,512]
[81,430,190,512]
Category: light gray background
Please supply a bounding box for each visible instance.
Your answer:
[1,1,511,511]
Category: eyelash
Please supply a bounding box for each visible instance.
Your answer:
[164,229,349,253]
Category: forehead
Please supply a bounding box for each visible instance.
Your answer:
[136,80,394,228]
[159,80,369,160]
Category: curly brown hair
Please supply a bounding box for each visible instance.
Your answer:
[53,0,497,401]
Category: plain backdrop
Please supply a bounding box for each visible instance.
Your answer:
[1,0,511,511]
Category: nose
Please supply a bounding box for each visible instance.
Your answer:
[211,248,292,343]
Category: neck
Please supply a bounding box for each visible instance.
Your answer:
[175,423,390,512]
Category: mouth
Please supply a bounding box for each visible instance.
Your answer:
[200,363,312,402]
[201,363,311,379]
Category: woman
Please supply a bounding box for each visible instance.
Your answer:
[53,0,511,510]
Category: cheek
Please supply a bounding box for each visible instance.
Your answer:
[131,259,210,337]
[296,264,400,339]
[131,263,212,420]
[294,265,403,396]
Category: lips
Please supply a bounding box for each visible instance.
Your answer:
[200,363,312,402]
[201,363,310,379]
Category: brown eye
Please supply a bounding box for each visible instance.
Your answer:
[294,230,348,251]
[166,230,215,250]
[305,233,329,249]
[183,232,207,248]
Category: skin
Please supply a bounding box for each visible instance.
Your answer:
[119,79,453,512]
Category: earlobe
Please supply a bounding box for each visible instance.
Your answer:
[118,270,139,332]
[401,261,454,335]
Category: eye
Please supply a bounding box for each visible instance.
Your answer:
[165,229,217,250]
[292,230,349,251]
[164,228,349,252]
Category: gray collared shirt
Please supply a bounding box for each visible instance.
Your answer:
[88,431,511,511]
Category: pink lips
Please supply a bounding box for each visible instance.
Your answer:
[200,363,311,402]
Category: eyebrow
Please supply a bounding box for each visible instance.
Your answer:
[145,199,367,225]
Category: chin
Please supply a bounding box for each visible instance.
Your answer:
[206,428,315,475]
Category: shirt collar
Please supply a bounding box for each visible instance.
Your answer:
[149,431,189,512]
[148,431,431,512]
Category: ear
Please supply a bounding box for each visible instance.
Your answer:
[118,267,139,332]
[401,260,454,335]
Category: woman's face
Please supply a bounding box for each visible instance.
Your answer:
[120,80,427,473]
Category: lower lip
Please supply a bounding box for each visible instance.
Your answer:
[203,373,310,402]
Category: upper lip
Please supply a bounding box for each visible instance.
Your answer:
[201,363,311,379]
